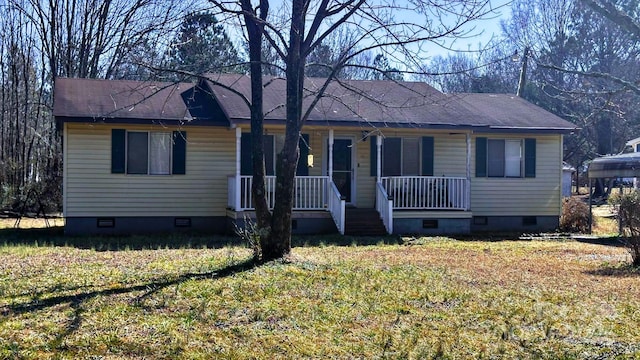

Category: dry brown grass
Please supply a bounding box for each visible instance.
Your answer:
[0,218,64,229]
[2,238,639,358]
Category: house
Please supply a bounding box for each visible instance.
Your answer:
[626,137,640,188]
[53,75,577,236]
[626,136,640,153]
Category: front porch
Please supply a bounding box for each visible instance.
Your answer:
[226,127,473,235]
[227,174,471,235]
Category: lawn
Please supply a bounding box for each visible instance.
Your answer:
[1,228,639,358]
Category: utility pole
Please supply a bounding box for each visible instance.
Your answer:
[516,46,530,98]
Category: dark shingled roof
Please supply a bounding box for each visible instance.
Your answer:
[454,93,576,132]
[54,75,577,133]
[204,74,576,132]
[54,78,194,122]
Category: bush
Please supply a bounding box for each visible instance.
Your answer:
[560,197,590,233]
[609,192,640,267]
[234,216,268,261]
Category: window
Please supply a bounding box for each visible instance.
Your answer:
[241,133,309,176]
[149,132,172,175]
[241,133,275,175]
[488,139,522,177]
[371,136,434,177]
[382,138,424,176]
[111,129,186,175]
[476,137,536,178]
[127,132,171,175]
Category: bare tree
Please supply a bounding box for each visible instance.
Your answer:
[499,0,640,197]
[207,0,495,260]
[0,0,203,215]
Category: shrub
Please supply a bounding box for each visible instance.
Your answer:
[234,216,269,261]
[560,197,590,233]
[609,192,640,267]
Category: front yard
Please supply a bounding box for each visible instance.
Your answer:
[0,227,639,358]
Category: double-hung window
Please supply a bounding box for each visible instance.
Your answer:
[370,136,434,177]
[127,132,172,175]
[111,129,186,175]
[382,138,420,176]
[242,133,275,175]
[487,139,522,177]
[241,133,310,176]
[476,137,536,178]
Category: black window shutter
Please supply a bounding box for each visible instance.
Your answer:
[240,133,252,175]
[421,136,434,176]
[383,138,402,176]
[111,129,126,174]
[370,136,377,176]
[524,138,536,178]
[476,137,487,177]
[297,134,309,176]
[172,131,187,175]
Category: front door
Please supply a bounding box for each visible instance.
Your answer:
[332,138,353,203]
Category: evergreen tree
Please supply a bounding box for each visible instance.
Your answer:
[166,12,243,75]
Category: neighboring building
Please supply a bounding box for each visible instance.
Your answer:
[53,75,577,236]
[626,137,640,153]
[626,137,640,189]
[562,162,576,197]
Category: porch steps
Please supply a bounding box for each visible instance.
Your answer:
[344,208,388,236]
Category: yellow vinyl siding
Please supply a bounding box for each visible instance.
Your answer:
[64,123,562,219]
[471,134,562,216]
[434,134,467,177]
[64,123,235,217]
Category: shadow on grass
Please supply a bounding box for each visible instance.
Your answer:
[0,226,241,250]
[1,257,258,357]
[292,234,403,248]
[1,257,258,317]
[0,226,405,250]
[573,235,626,248]
[448,232,528,242]
[585,263,640,277]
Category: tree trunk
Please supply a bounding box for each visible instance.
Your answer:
[262,0,306,261]
[241,0,271,233]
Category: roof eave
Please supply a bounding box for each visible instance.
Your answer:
[227,118,578,134]
[57,115,229,127]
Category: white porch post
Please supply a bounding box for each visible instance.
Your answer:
[235,127,242,210]
[328,129,334,180]
[465,132,472,211]
[376,134,382,181]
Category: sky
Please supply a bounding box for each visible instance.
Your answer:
[223,0,514,64]
[421,0,513,59]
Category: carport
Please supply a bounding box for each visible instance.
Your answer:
[587,153,640,233]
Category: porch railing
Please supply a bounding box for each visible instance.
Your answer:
[328,180,345,235]
[228,175,329,211]
[376,181,393,234]
[381,176,470,210]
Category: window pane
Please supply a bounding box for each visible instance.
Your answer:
[127,132,148,174]
[383,138,401,176]
[402,138,420,176]
[505,139,522,177]
[487,139,505,177]
[149,132,171,175]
